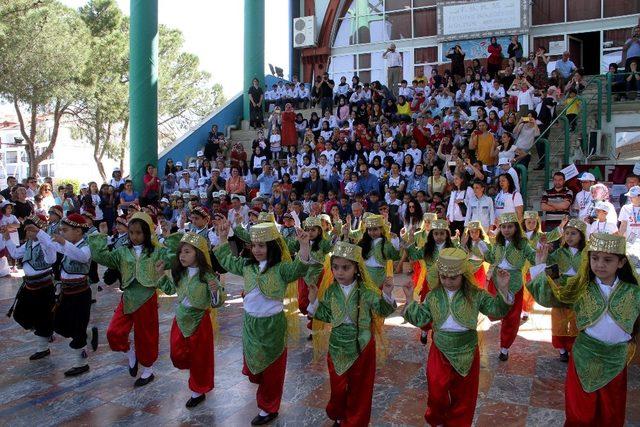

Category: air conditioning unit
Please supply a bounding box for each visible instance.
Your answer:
[292,16,316,49]
[586,130,614,160]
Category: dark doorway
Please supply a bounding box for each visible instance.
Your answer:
[567,31,601,75]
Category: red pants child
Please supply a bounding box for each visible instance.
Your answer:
[106,293,159,367]
[242,349,288,414]
[565,356,627,427]
[488,280,524,349]
[326,339,376,426]
[297,278,310,315]
[552,335,576,352]
[425,344,479,426]
[170,315,214,394]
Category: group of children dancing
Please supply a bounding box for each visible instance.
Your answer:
[4,203,639,426]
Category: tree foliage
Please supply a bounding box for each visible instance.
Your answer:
[0,0,90,175]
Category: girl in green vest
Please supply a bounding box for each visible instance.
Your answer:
[545,218,586,362]
[356,214,401,288]
[89,212,180,387]
[404,248,513,426]
[213,220,310,426]
[528,233,640,427]
[155,232,225,408]
[307,241,396,427]
[470,212,536,361]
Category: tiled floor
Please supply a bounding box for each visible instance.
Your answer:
[0,268,638,427]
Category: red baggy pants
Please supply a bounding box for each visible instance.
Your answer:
[326,339,376,426]
[297,278,309,315]
[552,335,576,352]
[565,355,627,427]
[488,280,524,349]
[242,349,288,414]
[425,343,479,427]
[170,316,214,394]
[106,293,159,367]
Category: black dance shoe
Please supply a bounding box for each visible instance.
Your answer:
[64,365,90,377]
[186,394,206,408]
[251,412,279,425]
[134,374,155,387]
[29,349,50,360]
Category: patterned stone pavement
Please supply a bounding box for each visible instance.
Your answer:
[0,267,638,427]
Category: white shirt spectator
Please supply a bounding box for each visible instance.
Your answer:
[508,86,535,110]
[494,190,523,217]
[384,51,403,68]
[406,147,422,165]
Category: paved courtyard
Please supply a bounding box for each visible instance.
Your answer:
[0,267,639,427]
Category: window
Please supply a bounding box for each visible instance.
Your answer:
[385,0,410,11]
[604,0,640,17]
[413,0,436,6]
[414,47,437,64]
[567,0,601,21]
[604,28,634,48]
[532,35,565,57]
[532,0,565,25]
[384,10,411,40]
[5,151,18,164]
[413,8,436,37]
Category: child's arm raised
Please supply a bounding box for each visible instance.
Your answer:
[87,229,120,269]
[526,244,564,307]
[212,219,246,276]
[155,260,176,295]
[277,228,312,283]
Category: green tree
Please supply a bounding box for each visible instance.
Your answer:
[0,1,90,176]
[72,0,128,181]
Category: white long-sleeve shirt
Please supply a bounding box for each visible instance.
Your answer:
[307,280,396,322]
[365,237,400,268]
[2,230,58,276]
[47,235,92,280]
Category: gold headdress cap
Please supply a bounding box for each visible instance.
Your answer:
[436,248,468,277]
[498,212,519,225]
[250,222,280,243]
[258,212,276,223]
[318,214,332,224]
[588,233,626,255]
[423,213,438,222]
[332,241,363,263]
[466,221,483,231]
[566,218,587,235]
[130,212,156,233]
[364,214,385,229]
[303,216,323,229]
[523,211,539,220]
[431,219,449,231]
[180,232,212,268]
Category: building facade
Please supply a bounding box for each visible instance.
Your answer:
[296,0,640,82]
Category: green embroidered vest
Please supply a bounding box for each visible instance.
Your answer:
[574,281,640,334]
[22,241,53,271]
[61,239,90,275]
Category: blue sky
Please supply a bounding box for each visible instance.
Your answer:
[60,0,291,98]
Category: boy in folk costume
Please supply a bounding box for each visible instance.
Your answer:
[460,221,490,289]
[2,214,57,360]
[102,215,130,287]
[49,214,94,376]
[528,233,640,427]
[213,220,311,425]
[544,218,586,362]
[155,233,225,408]
[46,205,64,282]
[471,212,536,361]
[404,248,513,426]
[88,212,180,387]
[307,241,396,426]
[178,206,218,248]
[520,210,563,321]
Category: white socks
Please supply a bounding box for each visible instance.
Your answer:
[259,410,269,417]
[559,349,567,355]
[127,348,137,368]
[500,347,509,355]
[36,336,49,352]
[141,366,153,379]
[191,392,203,399]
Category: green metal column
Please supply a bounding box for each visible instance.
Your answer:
[129,0,158,190]
[244,0,265,121]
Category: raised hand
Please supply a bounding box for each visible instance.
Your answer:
[560,215,569,229]
[535,244,549,266]
[155,260,165,275]
[24,224,39,235]
[382,276,394,297]
[296,227,310,245]
[307,282,318,304]
[52,233,66,245]
[461,230,469,247]
[99,222,109,235]
[495,268,511,295]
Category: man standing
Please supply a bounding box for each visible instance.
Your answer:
[256,164,277,199]
[541,171,573,231]
[383,43,403,98]
[356,165,379,196]
[555,51,577,80]
[315,72,335,116]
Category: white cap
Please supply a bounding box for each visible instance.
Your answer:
[172,191,182,197]
[237,195,246,204]
[197,150,204,157]
[625,185,640,198]
[212,168,221,173]
[181,169,190,175]
[160,197,169,204]
[199,191,208,199]
[578,172,596,182]
[175,161,183,167]
[113,167,121,172]
[497,158,511,166]
[0,200,15,208]
[188,162,196,168]
[182,192,190,199]
[80,183,88,189]
[198,177,207,185]
[594,201,610,213]
[190,189,199,196]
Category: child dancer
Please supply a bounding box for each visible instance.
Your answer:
[407,219,456,344]
[49,213,94,376]
[2,215,57,360]
[357,214,400,288]
[307,241,396,426]
[102,215,129,287]
[404,248,513,426]
[214,220,310,425]
[88,212,179,386]
[528,233,639,427]
[545,218,585,362]
[461,221,490,289]
[472,212,536,361]
[47,205,64,282]
[156,233,225,408]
